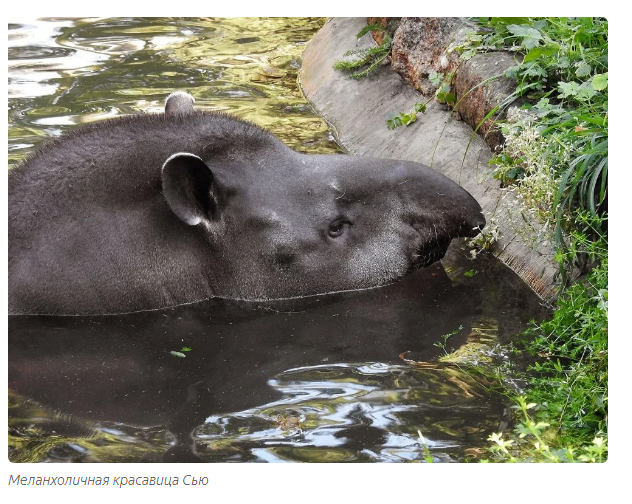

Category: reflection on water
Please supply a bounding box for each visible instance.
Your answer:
[8,18,550,463]
[8,17,337,166]
[9,244,549,462]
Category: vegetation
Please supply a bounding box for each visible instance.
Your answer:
[336,18,609,462]
[470,18,608,280]
[488,397,607,462]
[485,241,607,462]
[463,17,608,462]
[333,25,392,80]
[432,325,464,354]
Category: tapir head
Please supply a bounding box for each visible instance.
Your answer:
[162,142,485,301]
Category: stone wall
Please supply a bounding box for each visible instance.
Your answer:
[368,17,520,153]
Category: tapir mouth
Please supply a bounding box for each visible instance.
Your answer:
[409,238,451,272]
[408,213,485,271]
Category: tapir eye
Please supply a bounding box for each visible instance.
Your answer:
[328,218,351,238]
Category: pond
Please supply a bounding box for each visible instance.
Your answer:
[8,17,550,463]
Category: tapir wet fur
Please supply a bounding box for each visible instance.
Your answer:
[8,92,485,315]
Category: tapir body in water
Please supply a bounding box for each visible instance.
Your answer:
[8,92,485,315]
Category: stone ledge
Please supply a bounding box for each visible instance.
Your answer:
[299,17,559,301]
[369,17,520,152]
[455,51,520,152]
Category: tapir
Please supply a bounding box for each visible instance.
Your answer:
[8,92,485,315]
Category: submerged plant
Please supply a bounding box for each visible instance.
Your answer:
[418,430,435,463]
[433,325,464,355]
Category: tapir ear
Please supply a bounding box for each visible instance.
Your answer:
[164,91,195,117]
[161,153,219,226]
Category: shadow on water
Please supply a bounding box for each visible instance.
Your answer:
[9,243,550,462]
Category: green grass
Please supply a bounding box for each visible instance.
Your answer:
[467,18,608,276]
[465,17,609,463]
[486,245,607,461]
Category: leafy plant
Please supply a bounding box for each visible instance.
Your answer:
[466,18,608,278]
[431,71,456,105]
[433,325,464,355]
[333,25,392,80]
[525,235,607,435]
[487,397,607,462]
[487,228,607,460]
[387,102,427,129]
[386,70,458,130]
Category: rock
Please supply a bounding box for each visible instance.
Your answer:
[366,17,401,45]
[386,16,521,152]
[390,17,476,96]
[455,52,521,152]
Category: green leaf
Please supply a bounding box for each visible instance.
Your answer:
[556,56,570,69]
[558,81,580,98]
[429,71,444,86]
[490,17,530,27]
[523,45,557,63]
[575,62,592,78]
[460,49,476,61]
[576,82,597,100]
[463,270,476,277]
[592,72,608,91]
[356,24,386,39]
[507,24,542,49]
[506,167,525,180]
[504,65,520,79]
[524,62,547,78]
[401,113,417,125]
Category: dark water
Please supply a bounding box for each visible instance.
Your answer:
[9,246,549,463]
[7,18,550,463]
